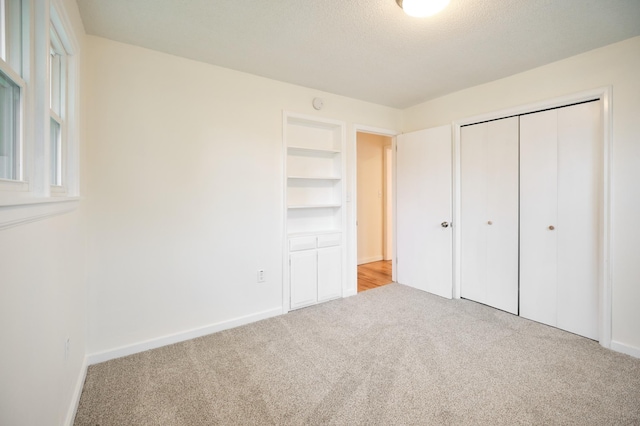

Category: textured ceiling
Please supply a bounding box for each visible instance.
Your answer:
[76,0,640,109]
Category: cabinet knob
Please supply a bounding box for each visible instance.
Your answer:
[487,221,493,225]
[441,222,450,228]
[549,225,555,230]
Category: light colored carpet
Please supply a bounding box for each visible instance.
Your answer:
[74,284,640,425]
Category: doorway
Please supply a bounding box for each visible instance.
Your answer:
[356,132,393,292]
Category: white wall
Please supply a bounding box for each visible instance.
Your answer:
[0,1,88,425]
[0,211,87,425]
[356,132,391,264]
[84,36,401,357]
[404,36,640,355]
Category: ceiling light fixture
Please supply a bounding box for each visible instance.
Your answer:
[396,0,450,18]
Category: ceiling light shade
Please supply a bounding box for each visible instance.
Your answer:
[396,0,450,17]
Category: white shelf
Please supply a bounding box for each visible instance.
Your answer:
[287,175,341,180]
[284,112,346,311]
[284,113,346,296]
[287,204,341,209]
[287,145,341,154]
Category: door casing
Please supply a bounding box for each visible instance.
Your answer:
[348,125,399,295]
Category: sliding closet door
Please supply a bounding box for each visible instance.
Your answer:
[460,117,519,314]
[520,101,600,339]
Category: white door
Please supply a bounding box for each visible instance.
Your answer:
[290,250,317,309]
[556,102,601,339]
[520,101,600,339]
[485,117,519,313]
[520,109,559,326]
[460,117,519,314]
[396,125,453,299]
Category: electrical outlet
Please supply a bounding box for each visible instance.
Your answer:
[65,338,70,361]
[257,269,265,283]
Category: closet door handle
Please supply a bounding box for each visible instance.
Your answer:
[548,225,555,230]
[487,221,493,225]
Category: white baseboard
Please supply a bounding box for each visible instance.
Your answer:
[87,307,282,365]
[357,255,383,265]
[64,355,88,426]
[610,340,640,359]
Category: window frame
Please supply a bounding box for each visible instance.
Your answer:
[0,57,25,185]
[48,0,79,198]
[0,0,81,229]
[48,21,65,190]
[0,0,27,189]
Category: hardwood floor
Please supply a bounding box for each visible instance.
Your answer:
[358,260,393,293]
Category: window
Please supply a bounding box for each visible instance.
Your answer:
[0,0,24,182]
[49,25,65,187]
[0,68,20,180]
[0,0,22,73]
[0,0,81,229]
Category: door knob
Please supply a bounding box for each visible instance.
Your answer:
[441,222,450,228]
[549,225,555,230]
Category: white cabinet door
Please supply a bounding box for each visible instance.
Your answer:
[396,125,453,299]
[520,102,600,340]
[290,250,318,309]
[460,117,519,314]
[317,246,342,302]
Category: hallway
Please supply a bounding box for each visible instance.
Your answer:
[357,260,393,293]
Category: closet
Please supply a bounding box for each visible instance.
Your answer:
[460,101,601,340]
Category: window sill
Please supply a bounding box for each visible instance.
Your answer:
[0,197,80,231]
[50,185,68,196]
[0,179,29,192]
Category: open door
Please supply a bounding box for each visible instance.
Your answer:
[396,125,453,299]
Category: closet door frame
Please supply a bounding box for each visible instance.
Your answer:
[452,86,612,349]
